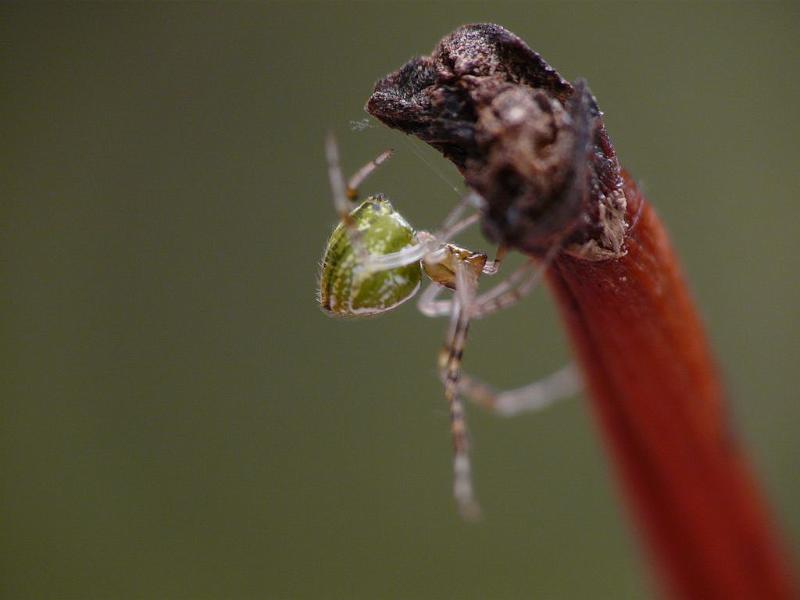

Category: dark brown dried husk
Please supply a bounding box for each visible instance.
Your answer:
[366,23,625,258]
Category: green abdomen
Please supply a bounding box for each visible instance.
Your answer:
[319,197,422,317]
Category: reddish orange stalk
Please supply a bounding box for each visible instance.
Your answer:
[548,174,797,599]
[367,24,798,599]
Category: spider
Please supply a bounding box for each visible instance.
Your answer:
[318,134,579,519]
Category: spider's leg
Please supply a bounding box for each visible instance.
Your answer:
[438,190,482,232]
[325,133,355,219]
[470,261,543,318]
[481,245,508,276]
[325,133,371,265]
[439,260,481,520]
[472,243,562,318]
[417,281,452,318]
[459,364,581,417]
[346,148,393,202]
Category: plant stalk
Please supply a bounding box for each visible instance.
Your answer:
[366,24,797,599]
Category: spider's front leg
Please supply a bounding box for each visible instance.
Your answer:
[439,259,482,519]
[325,133,392,218]
[325,134,392,264]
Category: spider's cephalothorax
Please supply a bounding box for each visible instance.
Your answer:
[319,197,422,316]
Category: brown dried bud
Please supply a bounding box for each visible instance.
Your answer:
[367,23,628,260]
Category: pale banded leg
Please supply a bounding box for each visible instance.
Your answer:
[439,190,484,231]
[346,148,393,201]
[439,260,481,520]
[459,364,580,417]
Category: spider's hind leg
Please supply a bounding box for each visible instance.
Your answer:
[459,364,580,417]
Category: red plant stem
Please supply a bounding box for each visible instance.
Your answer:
[366,24,798,599]
[547,174,797,600]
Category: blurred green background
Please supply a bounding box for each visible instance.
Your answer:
[2,3,798,599]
